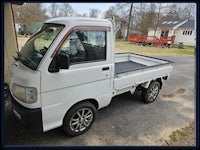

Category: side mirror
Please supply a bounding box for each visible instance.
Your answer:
[48,52,69,73]
[58,52,70,69]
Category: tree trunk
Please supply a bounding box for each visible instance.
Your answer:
[153,3,161,46]
[125,3,133,41]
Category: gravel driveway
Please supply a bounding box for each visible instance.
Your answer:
[3,56,195,146]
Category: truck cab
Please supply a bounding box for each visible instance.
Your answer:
[9,17,174,136]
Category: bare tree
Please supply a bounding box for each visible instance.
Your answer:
[115,3,130,20]
[104,6,117,19]
[103,2,195,36]
[104,3,130,21]
[12,3,48,35]
[82,13,88,17]
[89,9,100,18]
[125,3,133,40]
[161,3,183,20]
[161,3,195,20]
[49,3,59,18]
[153,3,162,38]
[136,3,157,34]
[183,3,195,20]
[59,3,74,17]
[132,3,147,32]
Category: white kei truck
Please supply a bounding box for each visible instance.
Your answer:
[9,17,174,136]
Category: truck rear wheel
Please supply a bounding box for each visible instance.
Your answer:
[62,102,96,136]
[141,81,160,103]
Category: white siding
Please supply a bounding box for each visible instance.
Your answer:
[174,29,195,46]
[148,29,174,38]
[147,30,155,36]
[168,30,174,36]
[148,28,195,46]
[147,29,160,38]
[15,23,21,33]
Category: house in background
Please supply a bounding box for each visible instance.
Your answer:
[15,23,25,35]
[174,20,195,46]
[15,22,43,35]
[147,19,195,46]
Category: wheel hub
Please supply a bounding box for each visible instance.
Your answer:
[69,108,93,133]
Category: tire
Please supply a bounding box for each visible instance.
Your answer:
[142,40,146,46]
[141,81,161,103]
[62,102,96,136]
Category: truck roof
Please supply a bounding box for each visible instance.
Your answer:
[45,17,112,26]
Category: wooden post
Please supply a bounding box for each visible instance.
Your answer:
[4,3,18,84]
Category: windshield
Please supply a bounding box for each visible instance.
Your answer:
[17,23,64,70]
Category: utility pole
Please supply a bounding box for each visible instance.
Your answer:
[125,3,133,41]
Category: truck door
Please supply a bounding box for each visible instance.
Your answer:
[40,27,112,131]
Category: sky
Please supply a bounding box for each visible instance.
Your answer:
[42,3,196,20]
[69,3,116,15]
[43,3,116,18]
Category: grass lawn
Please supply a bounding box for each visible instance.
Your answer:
[115,39,195,56]
[17,36,195,56]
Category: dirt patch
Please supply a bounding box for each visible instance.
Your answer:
[163,120,195,146]
[162,93,176,98]
[162,88,186,98]
[176,88,186,94]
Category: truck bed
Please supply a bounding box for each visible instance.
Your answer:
[114,53,174,91]
[115,53,173,75]
[115,61,147,74]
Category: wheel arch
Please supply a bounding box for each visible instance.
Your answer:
[141,79,162,103]
[139,78,163,90]
[62,98,99,123]
[149,78,163,89]
[155,78,163,89]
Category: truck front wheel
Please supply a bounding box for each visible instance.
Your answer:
[62,102,96,136]
[141,81,160,103]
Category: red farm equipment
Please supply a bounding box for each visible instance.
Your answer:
[144,35,175,47]
[128,33,175,47]
[128,34,147,44]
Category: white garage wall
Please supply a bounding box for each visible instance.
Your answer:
[174,29,196,46]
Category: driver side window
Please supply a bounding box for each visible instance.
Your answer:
[58,29,106,65]
[60,32,86,63]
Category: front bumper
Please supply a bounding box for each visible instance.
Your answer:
[11,95,43,133]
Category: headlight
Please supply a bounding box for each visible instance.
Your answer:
[12,84,37,104]
[12,84,25,101]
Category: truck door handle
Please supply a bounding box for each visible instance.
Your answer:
[102,67,109,71]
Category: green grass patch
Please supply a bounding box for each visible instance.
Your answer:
[115,40,195,56]
[172,44,195,49]
[169,130,188,142]
[169,131,178,142]
[176,130,188,137]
